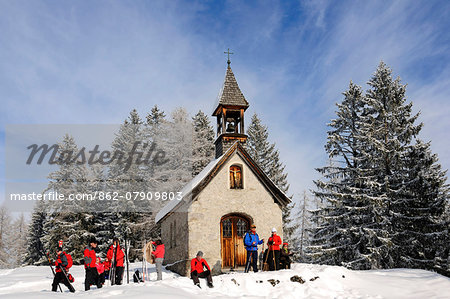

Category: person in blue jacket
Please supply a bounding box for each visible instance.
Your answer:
[244,224,264,273]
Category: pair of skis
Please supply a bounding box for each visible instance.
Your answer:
[108,244,117,286]
[108,239,131,286]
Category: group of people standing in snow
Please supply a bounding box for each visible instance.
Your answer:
[83,237,127,291]
[51,224,292,292]
[51,237,165,292]
[189,224,294,289]
[243,224,293,273]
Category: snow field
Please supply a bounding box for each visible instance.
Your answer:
[0,263,449,298]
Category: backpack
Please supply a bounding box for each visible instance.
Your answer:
[62,252,73,269]
[244,232,259,248]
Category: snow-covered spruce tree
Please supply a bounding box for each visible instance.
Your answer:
[192,110,215,176]
[41,134,92,262]
[10,213,28,267]
[394,140,449,276]
[246,113,291,239]
[107,109,150,260]
[309,82,378,269]
[247,113,276,176]
[295,190,314,262]
[0,205,12,268]
[146,105,166,127]
[134,105,169,251]
[161,107,194,191]
[86,164,113,255]
[311,62,449,275]
[358,62,424,269]
[24,201,47,265]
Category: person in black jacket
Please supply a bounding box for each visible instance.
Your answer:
[279,242,293,269]
[52,246,75,292]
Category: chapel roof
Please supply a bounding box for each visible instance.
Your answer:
[155,141,290,223]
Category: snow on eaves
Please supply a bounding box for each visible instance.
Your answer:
[155,154,224,223]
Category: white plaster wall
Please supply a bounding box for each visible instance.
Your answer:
[188,152,283,274]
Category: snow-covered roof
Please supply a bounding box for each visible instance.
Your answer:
[155,141,290,223]
[155,154,223,223]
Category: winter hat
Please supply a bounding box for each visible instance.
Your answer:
[196,251,204,257]
[283,242,288,246]
[272,227,277,233]
[250,224,256,228]
[89,237,98,244]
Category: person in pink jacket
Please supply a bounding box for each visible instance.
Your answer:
[151,240,165,280]
[95,257,105,285]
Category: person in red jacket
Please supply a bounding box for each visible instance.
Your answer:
[106,238,125,285]
[151,240,165,281]
[267,227,282,271]
[52,246,75,293]
[84,237,102,291]
[190,251,213,288]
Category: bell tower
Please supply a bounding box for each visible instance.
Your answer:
[213,50,249,158]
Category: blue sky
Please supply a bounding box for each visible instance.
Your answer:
[1,0,449,206]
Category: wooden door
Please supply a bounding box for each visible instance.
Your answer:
[221,215,249,269]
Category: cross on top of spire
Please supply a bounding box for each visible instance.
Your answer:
[224,48,233,66]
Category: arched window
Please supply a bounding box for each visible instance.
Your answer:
[236,218,247,237]
[230,165,243,189]
[222,218,232,237]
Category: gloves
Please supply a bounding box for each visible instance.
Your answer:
[268,240,274,245]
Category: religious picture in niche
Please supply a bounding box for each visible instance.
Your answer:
[230,165,243,189]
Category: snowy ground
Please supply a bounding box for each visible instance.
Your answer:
[0,263,449,299]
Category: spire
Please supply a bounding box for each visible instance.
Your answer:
[212,56,249,158]
[213,63,249,115]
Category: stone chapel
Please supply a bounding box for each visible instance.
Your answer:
[155,60,290,276]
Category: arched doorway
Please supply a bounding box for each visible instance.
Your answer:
[220,214,251,269]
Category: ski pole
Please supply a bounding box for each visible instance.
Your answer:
[46,252,63,293]
[259,243,265,271]
[125,239,130,284]
[244,250,252,273]
[272,247,277,271]
[263,244,270,271]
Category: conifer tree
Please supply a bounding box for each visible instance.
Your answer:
[311,62,449,275]
[295,191,314,262]
[310,82,376,268]
[41,134,91,262]
[24,202,47,265]
[10,213,28,267]
[192,110,215,176]
[394,140,449,275]
[146,105,166,127]
[0,205,12,268]
[247,113,291,239]
[107,109,150,259]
